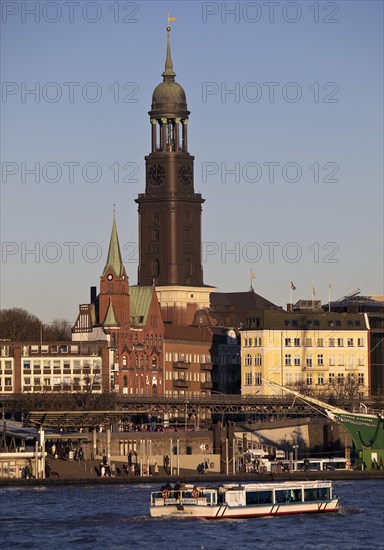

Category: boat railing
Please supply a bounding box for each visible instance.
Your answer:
[151,488,215,506]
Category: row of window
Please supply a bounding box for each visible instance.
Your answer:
[165,353,211,363]
[292,372,365,386]
[165,371,211,382]
[22,376,101,389]
[244,372,262,385]
[243,353,365,367]
[285,354,365,367]
[146,334,162,347]
[121,356,158,369]
[243,337,365,348]
[247,319,363,329]
[218,354,239,366]
[244,372,365,386]
[163,390,207,398]
[23,359,101,371]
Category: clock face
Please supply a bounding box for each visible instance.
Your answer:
[179,165,193,186]
[148,164,166,186]
[107,274,113,281]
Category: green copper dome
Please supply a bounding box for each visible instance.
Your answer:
[150,29,189,116]
[152,80,187,110]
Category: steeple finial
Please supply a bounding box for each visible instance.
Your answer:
[102,210,125,277]
[162,26,176,81]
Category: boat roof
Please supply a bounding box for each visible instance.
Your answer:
[219,481,331,490]
[155,480,333,493]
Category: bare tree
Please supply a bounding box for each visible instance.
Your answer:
[44,319,71,341]
[0,308,71,342]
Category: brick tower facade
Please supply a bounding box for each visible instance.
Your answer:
[136,28,214,324]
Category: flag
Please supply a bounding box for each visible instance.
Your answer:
[251,272,256,279]
[312,286,316,297]
[290,281,296,290]
[168,16,176,22]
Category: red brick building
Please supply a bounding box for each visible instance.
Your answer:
[163,324,212,398]
[72,213,164,395]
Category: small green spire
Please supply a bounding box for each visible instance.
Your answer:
[102,210,124,277]
[162,28,176,81]
[103,299,119,327]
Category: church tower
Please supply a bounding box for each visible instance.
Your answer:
[136,28,214,324]
[99,211,130,329]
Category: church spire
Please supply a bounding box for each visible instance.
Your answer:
[102,209,124,277]
[162,27,176,81]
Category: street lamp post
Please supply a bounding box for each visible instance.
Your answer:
[293,444,299,464]
[185,399,189,432]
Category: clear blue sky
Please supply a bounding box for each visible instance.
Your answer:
[1,0,383,323]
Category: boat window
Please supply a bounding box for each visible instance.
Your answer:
[246,490,273,505]
[304,488,330,501]
[275,489,302,503]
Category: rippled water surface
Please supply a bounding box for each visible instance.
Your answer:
[0,481,383,549]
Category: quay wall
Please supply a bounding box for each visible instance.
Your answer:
[0,470,383,487]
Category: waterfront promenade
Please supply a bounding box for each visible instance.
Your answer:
[1,461,383,487]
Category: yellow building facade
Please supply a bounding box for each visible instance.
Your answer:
[241,311,370,397]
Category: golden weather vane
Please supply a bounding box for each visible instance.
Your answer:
[167,13,176,31]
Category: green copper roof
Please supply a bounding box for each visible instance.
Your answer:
[102,212,124,277]
[162,30,176,81]
[103,299,119,327]
[130,286,154,327]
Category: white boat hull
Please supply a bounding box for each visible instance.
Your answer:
[150,499,339,519]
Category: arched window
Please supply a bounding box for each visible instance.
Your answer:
[245,354,252,366]
[123,356,127,367]
[152,357,157,368]
[123,375,128,387]
[255,354,262,366]
[151,259,160,277]
[111,333,116,350]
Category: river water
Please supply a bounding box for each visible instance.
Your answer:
[0,480,383,550]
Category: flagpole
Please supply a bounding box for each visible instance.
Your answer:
[328,282,331,312]
[311,279,314,310]
[249,269,255,292]
[289,283,292,306]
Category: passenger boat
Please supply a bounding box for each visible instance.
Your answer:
[149,480,339,519]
